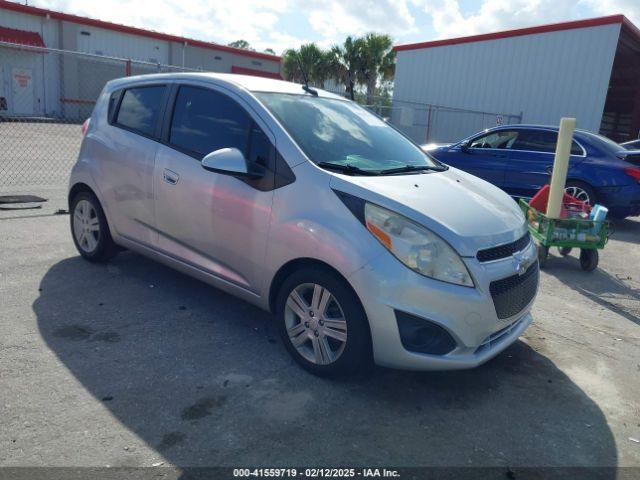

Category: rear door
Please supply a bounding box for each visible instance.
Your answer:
[153,83,276,293]
[98,84,168,246]
[505,129,585,199]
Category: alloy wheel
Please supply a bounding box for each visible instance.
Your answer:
[73,199,100,253]
[565,185,591,204]
[284,283,348,365]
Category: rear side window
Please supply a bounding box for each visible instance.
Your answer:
[169,86,251,158]
[512,130,583,155]
[115,86,166,137]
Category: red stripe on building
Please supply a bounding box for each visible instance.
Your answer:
[0,25,45,47]
[394,15,635,52]
[231,66,282,79]
[0,0,281,62]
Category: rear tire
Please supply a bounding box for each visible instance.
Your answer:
[579,249,598,272]
[70,191,118,263]
[276,267,372,377]
[558,246,572,257]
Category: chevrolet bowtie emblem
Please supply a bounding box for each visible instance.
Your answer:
[513,251,529,276]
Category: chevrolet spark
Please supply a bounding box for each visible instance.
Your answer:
[69,73,538,376]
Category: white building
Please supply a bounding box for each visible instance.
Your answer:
[0,0,281,120]
[392,15,640,143]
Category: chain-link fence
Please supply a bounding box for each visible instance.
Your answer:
[1,42,523,202]
[0,42,197,197]
[321,86,522,145]
[389,100,523,145]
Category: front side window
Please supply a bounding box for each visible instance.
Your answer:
[470,131,519,149]
[255,93,440,174]
[115,86,165,137]
[247,123,274,168]
[170,86,251,158]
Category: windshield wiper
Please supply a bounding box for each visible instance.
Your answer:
[378,164,448,175]
[316,162,380,176]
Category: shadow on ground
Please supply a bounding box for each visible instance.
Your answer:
[610,218,640,246]
[34,252,617,471]
[542,251,640,326]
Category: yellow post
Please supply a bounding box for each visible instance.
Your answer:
[546,118,576,219]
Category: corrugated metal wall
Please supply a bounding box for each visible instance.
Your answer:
[393,24,621,142]
[1,6,281,118]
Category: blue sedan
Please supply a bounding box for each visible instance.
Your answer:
[427,125,640,218]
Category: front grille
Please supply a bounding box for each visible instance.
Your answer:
[477,232,531,262]
[490,262,539,319]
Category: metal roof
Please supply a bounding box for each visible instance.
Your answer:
[394,15,640,52]
[0,25,45,47]
[0,0,281,62]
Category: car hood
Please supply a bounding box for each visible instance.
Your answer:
[330,167,527,257]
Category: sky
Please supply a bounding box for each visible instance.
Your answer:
[16,0,640,54]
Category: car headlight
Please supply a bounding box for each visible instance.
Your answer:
[364,202,474,287]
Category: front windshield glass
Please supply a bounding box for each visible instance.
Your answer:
[255,93,441,173]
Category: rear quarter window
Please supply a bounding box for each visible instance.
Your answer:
[115,86,166,137]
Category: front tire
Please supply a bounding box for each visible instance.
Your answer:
[276,267,372,377]
[70,191,118,262]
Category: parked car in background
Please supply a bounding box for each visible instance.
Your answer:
[426,125,640,218]
[68,73,538,377]
[622,139,640,150]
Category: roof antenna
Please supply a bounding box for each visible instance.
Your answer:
[296,54,318,97]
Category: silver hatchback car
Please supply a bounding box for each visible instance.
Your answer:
[69,73,538,376]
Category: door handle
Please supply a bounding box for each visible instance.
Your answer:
[163,169,179,185]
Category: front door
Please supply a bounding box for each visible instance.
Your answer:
[442,130,520,187]
[11,67,34,115]
[154,84,276,293]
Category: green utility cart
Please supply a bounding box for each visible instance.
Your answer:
[519,199,610,271]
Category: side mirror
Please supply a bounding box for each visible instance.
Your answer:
[201,147,265,179]
[460,142,471,153]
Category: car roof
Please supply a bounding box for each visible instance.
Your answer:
[106,72,345,100]
[489,124,596,135]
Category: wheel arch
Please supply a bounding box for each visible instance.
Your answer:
[68,182,96,209]
[268,258,361,315]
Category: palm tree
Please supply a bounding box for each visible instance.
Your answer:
[357,33,396,105]
[282,44,327,87]
[337,36,363,100]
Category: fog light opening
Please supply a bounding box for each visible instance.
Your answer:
[395,311,457,355]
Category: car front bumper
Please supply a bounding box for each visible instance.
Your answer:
[348,240,538,370]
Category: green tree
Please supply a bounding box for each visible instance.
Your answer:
[228,40,252,50]
[357,33,395,105]
[282,43,330,88]
[264,48,276,55]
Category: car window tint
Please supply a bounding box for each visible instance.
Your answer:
[247,123,274,168]
[170,86,251,158]
[511,130,583,155]
[470,131,519,149]
[108,90,121,122]
[115,86,165,137]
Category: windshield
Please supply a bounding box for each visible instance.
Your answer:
[255,93,442,174]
